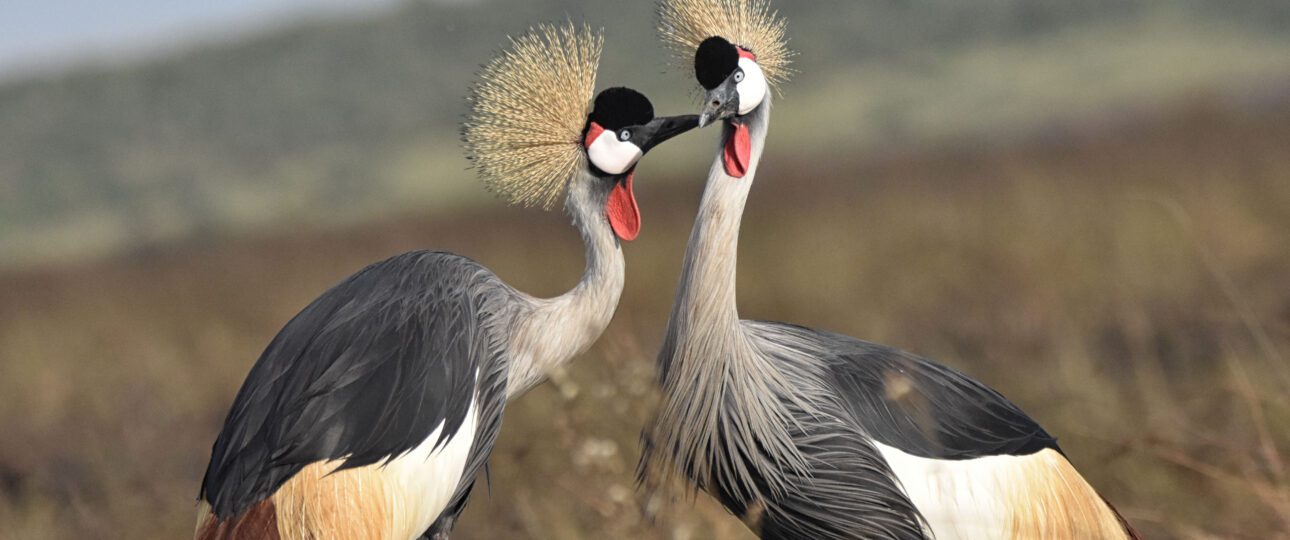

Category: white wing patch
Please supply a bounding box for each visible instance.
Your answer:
[382,393,480,539]
[876,441,1012,539]
[875,443,1131,539]
[266,386,484,539]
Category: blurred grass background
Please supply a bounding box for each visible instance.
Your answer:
[1,0,1289,538]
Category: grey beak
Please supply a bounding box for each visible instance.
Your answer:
[699,79,740,128]
[639,114,701,153]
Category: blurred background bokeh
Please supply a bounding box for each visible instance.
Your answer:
[1,1,1288,538]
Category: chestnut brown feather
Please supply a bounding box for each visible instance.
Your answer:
[196,500,279,540]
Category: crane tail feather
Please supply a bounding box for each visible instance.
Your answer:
[1100,494,1142,540]
[195,500,279,540]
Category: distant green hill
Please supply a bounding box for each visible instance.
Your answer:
[2,0,1289,266]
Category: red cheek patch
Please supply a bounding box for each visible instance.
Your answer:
[723,122,751,178]
[584,122,605,148]
[606,169,640,241]
[738,47,757,61]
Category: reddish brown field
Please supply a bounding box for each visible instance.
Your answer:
[1,96,1288,539]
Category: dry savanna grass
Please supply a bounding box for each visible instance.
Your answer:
[0,96,1288,539]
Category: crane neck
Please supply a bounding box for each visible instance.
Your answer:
[506,167,625,398]
[663,98,771,363]
[644,97,819,501]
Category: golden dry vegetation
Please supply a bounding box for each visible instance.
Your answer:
[1,96,1288,539]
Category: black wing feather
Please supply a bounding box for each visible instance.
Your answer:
[199,251,510,519]
[764,322,1057,460]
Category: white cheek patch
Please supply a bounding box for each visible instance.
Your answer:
[736,58,768,115]
[587,130,643,175]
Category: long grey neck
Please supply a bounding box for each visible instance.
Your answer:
[646,96,814,498]
[661,97,771,372]
[507,168,625,398]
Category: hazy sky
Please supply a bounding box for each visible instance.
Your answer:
[0,0,398,79]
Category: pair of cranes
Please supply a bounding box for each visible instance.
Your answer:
[196,1,1139,539]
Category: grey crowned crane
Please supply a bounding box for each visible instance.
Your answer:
[639,1,1140,538]
[195,23,697,540]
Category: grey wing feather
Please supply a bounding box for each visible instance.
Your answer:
[758,425,930,539]
[200,250,514,521]
[742,321,931,539]
[751,320,1057,460]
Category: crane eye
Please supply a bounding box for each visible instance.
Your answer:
[619,130,631,141]
[733,69,745,83]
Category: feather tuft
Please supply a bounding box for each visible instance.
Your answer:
[657,0,793,91]
[464,23,603,210]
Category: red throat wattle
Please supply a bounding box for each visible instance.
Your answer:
[606,169,640,241]
[723,122,751,178]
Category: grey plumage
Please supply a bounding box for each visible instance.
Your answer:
[644,101,819,506]
[193,15,708,535]
[199,166,630,537]
[200,251,515,521]
[640,103,936,536]
[644,22,1137,536]
[741,319,1061,538]
[195,21,700,535]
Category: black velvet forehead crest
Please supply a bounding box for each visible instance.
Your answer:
[694,36,739,90]
[589,87,655,130]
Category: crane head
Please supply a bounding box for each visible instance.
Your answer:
[694,36,767,127]
[583,87,699,240]
[584,88,697,175]
[657,0,793,125]
[463,23,603,211]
